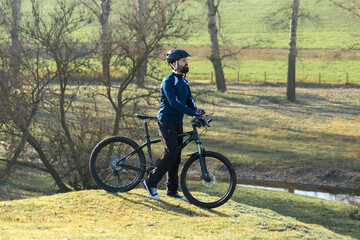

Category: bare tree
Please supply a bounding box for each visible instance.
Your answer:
[23,0,96,189]
[0,41,71,191]
[10,0,21,81]
[206,0,226,92]
[135,0,149,88]
[287,0,299,102]
[267,1,320,102]
[80,0,111,86]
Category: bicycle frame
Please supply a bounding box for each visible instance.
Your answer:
[117,119,210,180]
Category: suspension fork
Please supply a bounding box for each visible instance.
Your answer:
[196,139,211,182]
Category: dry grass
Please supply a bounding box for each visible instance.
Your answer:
[0,189,355,240]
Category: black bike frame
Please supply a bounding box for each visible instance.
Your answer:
[118,119,209,178]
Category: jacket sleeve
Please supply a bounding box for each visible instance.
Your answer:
[163,79,196,116]
[186,90,196,110]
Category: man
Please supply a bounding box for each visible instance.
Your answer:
[143,49,204,200]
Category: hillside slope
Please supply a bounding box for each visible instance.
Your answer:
[0,189,354,239]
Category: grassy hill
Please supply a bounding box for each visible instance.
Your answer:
[0,189,357,239]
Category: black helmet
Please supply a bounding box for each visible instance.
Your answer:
[166,49,191,64]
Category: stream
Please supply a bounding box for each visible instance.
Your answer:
[237,180,360,204]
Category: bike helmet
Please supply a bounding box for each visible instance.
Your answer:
[166,49,191,64]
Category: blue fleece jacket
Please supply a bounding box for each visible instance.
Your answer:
[157,72,197,124]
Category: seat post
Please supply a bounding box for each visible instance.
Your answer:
[144,120,154,165]
[144,120,150,142]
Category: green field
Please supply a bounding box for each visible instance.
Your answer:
[186,59,360,84]
[19,0,360,49]
[4,0,357,85]
[185,0,360,49]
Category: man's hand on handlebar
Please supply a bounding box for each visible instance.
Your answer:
[194,108,205,116]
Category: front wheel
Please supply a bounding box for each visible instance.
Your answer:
[180,151,236,208]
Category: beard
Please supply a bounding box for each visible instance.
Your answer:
[181,65,189,74]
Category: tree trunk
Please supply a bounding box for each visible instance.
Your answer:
[1,133,26,182]
[206,0,226,92]
[287,0,299,102]
[25,130,71,192]
[58,76,91,189]
[10,0,21,82]
[136,0,148,88]
[100,0,111,85]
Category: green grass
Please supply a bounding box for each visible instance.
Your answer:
[184,85,360,173]
[0,189,357,239]
[3,0,358,85]
[186,59,360,84]
[180,0,360,49]
[17,0,360,49]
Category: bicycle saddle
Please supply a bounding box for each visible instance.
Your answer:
[136,114,157,120]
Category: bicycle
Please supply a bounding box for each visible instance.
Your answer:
[89,114,237,208]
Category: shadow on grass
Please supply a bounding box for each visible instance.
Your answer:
[232,189,360,239]
[109,191,230,217]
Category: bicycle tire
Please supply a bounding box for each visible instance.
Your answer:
[89,136,146,192]
[180,151,236,208]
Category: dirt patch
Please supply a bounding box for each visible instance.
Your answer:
[235,163,360,191]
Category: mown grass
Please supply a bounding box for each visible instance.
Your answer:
[19,0,360,49]
[7,0,359,86]
[185,0,360,49]
[0,189,357,239]
[186,59,360,84]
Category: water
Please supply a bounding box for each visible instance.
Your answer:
[237,182,360,204]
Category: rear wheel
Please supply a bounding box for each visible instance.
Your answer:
[89,136,146,192]
[180,151,236,208]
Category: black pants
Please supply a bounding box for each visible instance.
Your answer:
[146,120,183,195]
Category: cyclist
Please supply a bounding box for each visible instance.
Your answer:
[143,49,204,200]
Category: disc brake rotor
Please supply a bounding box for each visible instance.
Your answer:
[202,173,216,187]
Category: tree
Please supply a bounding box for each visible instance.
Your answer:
[287,0,299,102]
[267,0,319,102]
[80,0,112,86]
[0,40,71,191]
[206,0,226,92]
[135,0,149,88]
[22,0,96,189]
[10,0,21,81]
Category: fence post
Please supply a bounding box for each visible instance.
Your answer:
[211,71,213,84]
[264,72,267,84]
[237,72,239,83]
[346,73,349,84]
[319,73,321,84]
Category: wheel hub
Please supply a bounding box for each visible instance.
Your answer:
[202,173,216,187]
[110,156,124,172]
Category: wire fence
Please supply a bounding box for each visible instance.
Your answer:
[186,71,358,85]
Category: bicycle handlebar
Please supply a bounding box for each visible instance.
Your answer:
[135,113,212,128]
[191,115,212,128]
